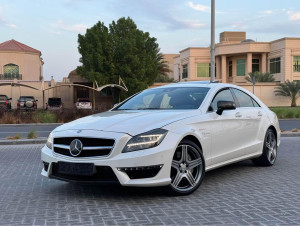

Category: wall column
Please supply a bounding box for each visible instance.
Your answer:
[261,53,267,73]
[247,53,252,75]
[216,56,221,80]
[221,55,227,83]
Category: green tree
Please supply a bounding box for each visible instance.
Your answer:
[274,80,300,107]
[77,17,161,99]
[245,72,275,83]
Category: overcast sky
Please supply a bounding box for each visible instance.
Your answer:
[0,0,299,80]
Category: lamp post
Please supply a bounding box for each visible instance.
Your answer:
[210,0,215,83]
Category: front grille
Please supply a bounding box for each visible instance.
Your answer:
[53,137,115,157]
[51,163,118,182]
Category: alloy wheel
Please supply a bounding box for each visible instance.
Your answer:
[170,144,203,192]
[265,131,277,164]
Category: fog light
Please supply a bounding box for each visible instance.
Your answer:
[117,164,163,179]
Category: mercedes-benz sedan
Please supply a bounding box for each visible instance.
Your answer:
[41,82,280,195]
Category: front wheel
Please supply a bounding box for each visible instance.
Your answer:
[252,128,277,166]
[165,139,205,196]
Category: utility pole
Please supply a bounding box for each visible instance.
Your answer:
[210,0,215,83]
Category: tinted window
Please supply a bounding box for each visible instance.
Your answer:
[210,89,235,111]
[0,95,8,101]
[19,96,34,101]
[116,87,210,110]
[232,89,254,107]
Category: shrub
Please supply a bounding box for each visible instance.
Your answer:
[27,130,37,139]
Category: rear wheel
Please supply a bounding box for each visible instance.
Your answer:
[252,128,277,166]
[165,139,205,196]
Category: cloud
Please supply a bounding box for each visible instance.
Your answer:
[185,21,206,28]
[188,2,210,12]
[289,12,300,21]
[262,10,274,15]
[0,6,17,29]
[51,20,89,33]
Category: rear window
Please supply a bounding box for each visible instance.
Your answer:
[0,95,8,101]
[19,96,34,101]
[77,99,90,102]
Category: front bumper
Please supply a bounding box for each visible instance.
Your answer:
[41,130,180,187]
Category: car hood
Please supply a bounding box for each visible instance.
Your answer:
[53,110,197,136]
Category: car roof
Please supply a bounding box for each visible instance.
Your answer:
[152,81,239,90]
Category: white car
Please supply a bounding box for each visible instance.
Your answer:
[41,82,280,195]
[75,98,92,110]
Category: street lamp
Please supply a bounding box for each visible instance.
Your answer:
[210,0,215,83]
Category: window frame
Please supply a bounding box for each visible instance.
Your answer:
[207,88,237,112]
[293,56,300,72]
[182,64,188,79]
[231,88,261,108]
[252,59,260,73]
[197,63,210,77]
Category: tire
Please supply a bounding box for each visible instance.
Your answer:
[165,139,205,196]
[252,128,277,166]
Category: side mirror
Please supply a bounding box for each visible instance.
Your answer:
[9,98,12,100]
[216,101,236,115]
[36,100,38,102]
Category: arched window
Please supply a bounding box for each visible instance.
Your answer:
[3,63,20,79]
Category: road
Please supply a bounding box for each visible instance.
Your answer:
[0,119,299,139]
[0,137,299,225]
[0,124,60,139]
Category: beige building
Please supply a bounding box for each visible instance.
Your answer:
[171,31,300,106]
[173,31,300,83]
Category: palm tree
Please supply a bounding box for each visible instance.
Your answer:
[156,50,172,77]
[274,80,300,107]
[245,72,275,83]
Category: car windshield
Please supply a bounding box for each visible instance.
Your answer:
[19,97,34,101]
[115,87,210,110]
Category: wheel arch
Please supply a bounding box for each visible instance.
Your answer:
[268,125,278,141]
[180,135,203,154]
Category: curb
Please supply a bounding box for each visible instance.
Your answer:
[0,133,299,146]
[281,132,300,137]
[0,123,63,127]
[0,138,47,145]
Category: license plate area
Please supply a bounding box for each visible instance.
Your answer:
[57,162,94,176]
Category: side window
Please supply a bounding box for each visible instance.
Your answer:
[252,99,260,107]
[210,89,235,111]
[232,89,254,107]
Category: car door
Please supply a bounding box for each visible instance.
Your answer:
[207,88,244,165]
[231,88,264,155]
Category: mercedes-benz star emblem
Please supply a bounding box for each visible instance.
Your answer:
[69,139,83,157]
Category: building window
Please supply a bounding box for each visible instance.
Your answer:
[270,57,280,74]
[236,59,246,76]
[3,63,20,80]
[293,56,300,72]
[229,61,232,77]
[252,59,259,73]
[182,64,188,79]
[197,63,210,77]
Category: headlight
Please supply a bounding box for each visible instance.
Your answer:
[46,132,53,149]
[122,129,168,153]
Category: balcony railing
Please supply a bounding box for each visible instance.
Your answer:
[0,74,22,80]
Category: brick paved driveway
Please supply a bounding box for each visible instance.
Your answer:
[0,137,300,225]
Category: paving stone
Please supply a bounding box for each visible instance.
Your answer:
[0,138,299,225]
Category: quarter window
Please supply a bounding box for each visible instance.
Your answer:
[236,59,246,76]
[270,57,280,74]
[232,89,259,107]
[293,56,300,72]
[210,89,235,111]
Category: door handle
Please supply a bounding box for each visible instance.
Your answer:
[258,111,263,117]
[235,112,242,118]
